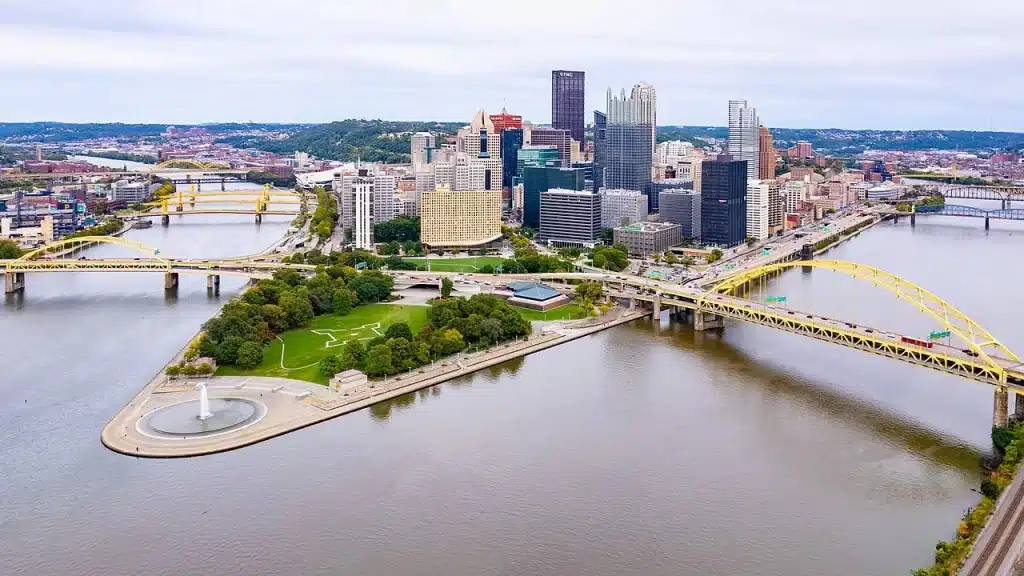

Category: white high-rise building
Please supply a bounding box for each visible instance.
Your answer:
[785,180,809,213]
[410,132,436,166]
[728,100,760,182]
[599,188,648,228]
[746,180,770,241]
[631,82,657,154]
[373,173,397,223]
[353,177,374,250]
[433,154,502,192]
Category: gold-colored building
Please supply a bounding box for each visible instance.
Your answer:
[420,186,502,249]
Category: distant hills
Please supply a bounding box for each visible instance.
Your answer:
[2,121,1022,161]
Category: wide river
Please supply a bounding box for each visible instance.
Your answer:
[2,199,1021,575]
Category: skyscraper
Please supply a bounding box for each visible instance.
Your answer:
[522,166,586,229]
[630,82,657,155]
[592,110,607,192]
[728,100,760,181]
[758,125,776,180]
[700,154,747,247]
[500,128,524,193]
[551,70,585,146]
[530,127,571,167]
[604,87,655,207]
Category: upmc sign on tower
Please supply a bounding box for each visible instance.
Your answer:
[551,70,585,148]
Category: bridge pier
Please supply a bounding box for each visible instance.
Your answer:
[985,216,990,230]
[255,213,263,224]
[910,212,916,227]
[1015,392,1024,421]
[652,293,662,320]
[692,311,725,331]
[206,274,220,292]
[164,272,179,291]
[994,386,1009,429]
[4,272,25,294]
[161,215,169,226]
[221,181,226,192]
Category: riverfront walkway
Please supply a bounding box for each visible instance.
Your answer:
[102,308,650,458]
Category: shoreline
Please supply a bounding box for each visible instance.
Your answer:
[101,308,651,458]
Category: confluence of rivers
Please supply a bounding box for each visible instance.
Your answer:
[2,192,1021,575]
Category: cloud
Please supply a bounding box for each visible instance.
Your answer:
[1,0,1022,130]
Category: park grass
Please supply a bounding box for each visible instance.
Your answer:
[515,304,587,322]
[216,304,430,385]
[403,256,505,273]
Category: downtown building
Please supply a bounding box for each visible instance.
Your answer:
[598,188,648,229]
[529,127,572,168]
[335,168,375,250]
[700,154,747,247]
[551,70,585,147]
[420,186,502,250]
[538,188,601,248]
[758,126,776,180]
[613,222,682,258]
[746,180,770,241]
[410,132,436,167]
[521,165,586,230]
[601,86,655,210]
[728,100,760,182]
[659,189,701,239]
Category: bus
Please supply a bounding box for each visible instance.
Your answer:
[900,336,934,349]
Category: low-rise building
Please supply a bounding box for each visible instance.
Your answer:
[598,188,647,228]
[506,281,571,311]
[112,180,157,204]
[613,221,682,257]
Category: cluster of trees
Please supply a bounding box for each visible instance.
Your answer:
[574,281,608,315]
[378,240,423,257]
[190,266,393,371]
[0,239,24,259]
[590,245,630,271]
[164,361,214,378]
[705,248,724,263]
[66,217,123,240]
[309,186,338,241]
[374,216,420,242]
[651,251,694,267]
[83,150,157,164]
[494,248,575,275]
[150,180,175,200]
[319,294,532,379]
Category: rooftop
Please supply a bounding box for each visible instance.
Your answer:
[616,221,681,233]
[508,281,563,302]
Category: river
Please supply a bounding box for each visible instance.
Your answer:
[70,155,156,171]
[1,203,1020,575]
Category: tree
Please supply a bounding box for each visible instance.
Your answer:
[236,341,264,369]
[434,328,465,357]
[348,271,393,304]
[0,239,24,259]
[340,338,366,370]
[364,344,394,376]
[388,337,413,371]
[479,317,504,345]
[664,252,677,265]
[379,241,401,256]
[385,322,414,342]
[332,288,353,315]
[279,292,314,328]
[319,355,345,378]
[441,277,453,298]
[707,248,723,263]
[681,255,695,268]
[652,253,662,263]
[746,237,757,247]
[195,362,214,375]
[165,364,181,377]
[215,336,246,364]
[261,304,289,333]
[575,281,604,302]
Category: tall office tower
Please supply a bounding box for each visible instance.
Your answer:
[768,181,784,232]
[592,110,607,192]
[538,189,602,247]
[410,132,436,166]
[372,173,397,223]
[758,126,776,180]
[501,128,524,193]
[659,189,701,239]
[530,128,571,167]
[630,82,657,155]
[700,154,748,247]
[551,70,585,147]
[728,100,760,181]
[604,87,654,205]
[460,109,498,159]
[746,181,770,241]
[599,188,648,228]
[352,173,375,250]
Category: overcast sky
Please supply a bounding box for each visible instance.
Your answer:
[3,0,1023,130]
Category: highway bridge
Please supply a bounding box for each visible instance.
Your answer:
[912,203,1024,229]
[929,184,1024,205]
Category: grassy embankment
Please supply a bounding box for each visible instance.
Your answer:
[402,256,505,273]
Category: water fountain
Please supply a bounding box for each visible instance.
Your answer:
[138,381,266,439]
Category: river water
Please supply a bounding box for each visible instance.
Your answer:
[1,202,1020,575]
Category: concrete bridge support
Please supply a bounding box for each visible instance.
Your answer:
[206,274,220,292]
[994,386,1009,429]
[164,272,179,291]
[4,272,25,294]
[1015,392,1024,421]
[221,181,226,191]
[652,294,661,320]
[910,212,916,227]
[985,216,990,230]
[255,213,263,224]
[161,215,170,226]
[692,311,725,331]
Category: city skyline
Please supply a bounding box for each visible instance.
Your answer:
[3,0,1023,131]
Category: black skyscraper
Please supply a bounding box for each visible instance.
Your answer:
[552,70,585,146]
[501,128,524,190]
[700,155,748,247]
[592,110,606,192]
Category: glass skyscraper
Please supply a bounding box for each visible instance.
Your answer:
[592,110,606,192]
[522,166,586,230]
[551,70,585,146]
[700,155,748,247]
[728,100,760,182]
[500,128,524,191]
[603,87,654,206]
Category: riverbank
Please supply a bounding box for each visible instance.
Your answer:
[101,307,651,458]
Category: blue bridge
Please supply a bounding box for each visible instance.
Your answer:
[914,203,1024,229]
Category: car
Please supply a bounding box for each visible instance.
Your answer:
[864,328,874,334]
[78,256,87,260]
[846,323,856,328]
[787,310,795,315]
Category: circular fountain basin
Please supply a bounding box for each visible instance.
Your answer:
[140,398,265,439]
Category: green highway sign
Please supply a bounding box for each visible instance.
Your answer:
[929,330,951,341]
[765,296,787,303]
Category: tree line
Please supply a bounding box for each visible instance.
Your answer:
[309,186,338,242]
[181,266,394,372]
[319,294,532,378]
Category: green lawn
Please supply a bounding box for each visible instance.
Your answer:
[216,304,430,385]
[403,256,505,273]
[515,304,587,322]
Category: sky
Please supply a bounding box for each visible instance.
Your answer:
[2,0,1023,131]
